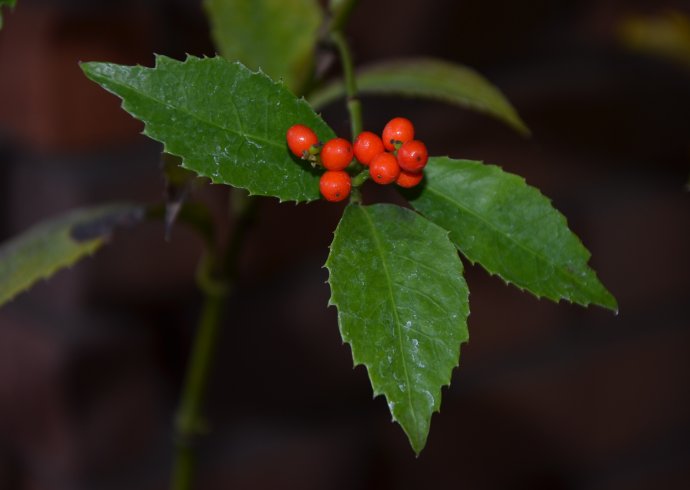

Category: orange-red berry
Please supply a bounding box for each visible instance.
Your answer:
[321,138,353,170]
[369,152,400,185]
[286,124,318,159]
[396,169,424,188]
[397,140,428,173]
[320,170,351,202]
[353,131,385,166]
[382,117,414,151]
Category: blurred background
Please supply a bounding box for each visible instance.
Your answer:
[0,0,689,489]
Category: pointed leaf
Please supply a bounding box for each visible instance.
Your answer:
[0,0,16,29]
[81,56,335,203]
[326,204,469,453]
[406,157,617,311]
[205,0,322,93]
[309,58,529,134]
[0,204,143,307]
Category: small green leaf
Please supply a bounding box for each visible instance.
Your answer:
[0,204,143,307]
[205,0,322,93]
[0,0,17,29]
[309,58,529,135]
[406,157,617,311]
[81,55,335,203]
[326,204,469,454]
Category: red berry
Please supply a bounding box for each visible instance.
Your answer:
[286,124,318,159]
[353,131,385,166]
[396,169,424,188]
[382,117,414,151]
[369,152,400,185]
[320,170,351,202]
[321,138,353,170]
[397,140,428,173]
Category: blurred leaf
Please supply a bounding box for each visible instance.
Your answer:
[618,11,690,68]
[205,0,322,93]
[406,157,617,311]
[326,204,469,454]
[0,204,143,307]
[82,55,336,203]
[0,0,16,29]
[309,58,529,135]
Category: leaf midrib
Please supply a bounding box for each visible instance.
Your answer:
[359,206,418,430]
[91,68,284,152]
[424,181,595,301]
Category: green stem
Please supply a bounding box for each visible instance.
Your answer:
[351,169,369,187]
[328,8,363,205]
[330,30,362,139]
[329,0,359,33]
[172,281,225,490]
[170,189,258,490]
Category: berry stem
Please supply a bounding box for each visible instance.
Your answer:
[349,186,362,204]
[351,169,370,187]
[171,189,258,490]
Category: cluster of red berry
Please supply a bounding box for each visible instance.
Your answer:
[286,117,428,202]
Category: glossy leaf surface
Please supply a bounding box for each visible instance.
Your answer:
[82,56,335,202]
[309,58,529,134]
[407,157,617,311]
[205,0,322,93]
[0,204,143,307]
[326,204,469,453]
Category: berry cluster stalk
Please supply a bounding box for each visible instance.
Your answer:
[330,30,362,140]
[328,1,362,203]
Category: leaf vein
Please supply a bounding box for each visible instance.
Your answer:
[101,71,282,151]
[359,206,418,429]
[425,184,591,296]
[393,281,448,316]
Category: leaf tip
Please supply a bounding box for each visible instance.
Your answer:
[599,291,619,315]
[510,115,532,137]
[79,60,105,80]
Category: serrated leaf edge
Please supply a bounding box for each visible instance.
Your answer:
[0,204,141,307]
[81,54,328,204]
[324,203,470,454]
[409,156,617,313]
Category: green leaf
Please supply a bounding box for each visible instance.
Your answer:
[81,55,335,203]
[0,204,143,307]
[0,0,17,29]
[204,0,322,94]
[326,204,469,454]
[309,58,529,135]
[406,157,617,311]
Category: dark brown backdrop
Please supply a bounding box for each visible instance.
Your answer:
[0,1,689,489]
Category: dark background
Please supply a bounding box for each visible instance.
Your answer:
[1,0,689,489]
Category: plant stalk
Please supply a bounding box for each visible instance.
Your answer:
[170,190,258,490]
[329,0,359,33]
[172,282,225,490]
[330,30,362,140]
